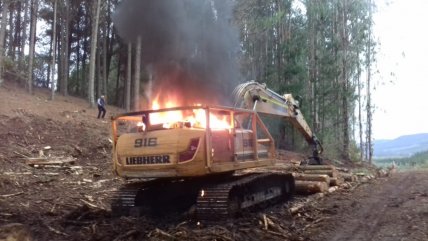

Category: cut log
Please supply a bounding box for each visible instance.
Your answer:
[26,157,76,167]
[3,172,32,175]
[0,223,33,241]
[299,165,336,171]
[0,192,24,198]
[377,169,388,177]
[336,167,349,172]
[293,173,330,184]
[359,176,369,183]
[354,172,367,177]
[289,203,305,215]
[13,151,30,158]
[328,186,339,193]
[341,182,353,189]
[342,173,357,182]
[303,170,338,178]
[329,177,343,186]
[295,180,329,195]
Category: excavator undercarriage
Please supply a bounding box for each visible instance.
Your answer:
[111,172,294,219]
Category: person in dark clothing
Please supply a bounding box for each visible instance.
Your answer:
[97,95,106,119]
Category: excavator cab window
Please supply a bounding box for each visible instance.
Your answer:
[234,112,252,130]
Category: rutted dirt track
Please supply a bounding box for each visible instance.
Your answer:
[304,171,428,241]
[1,82,427,241]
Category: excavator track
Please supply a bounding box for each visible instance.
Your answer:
[196,173,295,220]
[110,177,205,217]
[111,173,294,220]
[110,187,141,217]
[110,179,172,217]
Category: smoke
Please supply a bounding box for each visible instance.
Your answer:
[113,0,241,106]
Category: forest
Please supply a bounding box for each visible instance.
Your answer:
[0,0,376,162]
[375,151,428,170]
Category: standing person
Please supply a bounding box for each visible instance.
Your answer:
[97,95,106,119]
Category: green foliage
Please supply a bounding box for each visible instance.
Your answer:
[375,151,428,170]
[2,57,18,74]
[68,63,88,98]
[235,0,375,160]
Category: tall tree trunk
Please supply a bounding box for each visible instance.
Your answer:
[125,43,132,111]
[133,36,142,111]
[14,1,21,62]
[307,1,318,133]
[27,0,38,95]
[57,24,62,91]
[340,0,350,160]
[81,28,89,96]
[366,0,373,163]
[64,3,70,96]
[46,33,52,89]
[357,51,364,161]
[102,30,108,100]
[7,2,13,60]
[50,0,58,100]
[76,33,80,94]
[88,0,101,107]
[101,1,109,100]
[0,0,10,86]
[96,43,101,98]
[60,0,70,96]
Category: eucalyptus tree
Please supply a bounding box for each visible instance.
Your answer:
[88,0,101,107]
[50,0,57,100]
[28,0,39,94]
[365,0,374,163]
[0,0,10,86]
[58,0,71,96]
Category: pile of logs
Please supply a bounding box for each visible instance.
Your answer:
[293,165,353,195]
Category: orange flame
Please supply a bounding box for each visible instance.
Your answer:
[148,93,230,129]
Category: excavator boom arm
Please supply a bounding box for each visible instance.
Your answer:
[233,81,323,157]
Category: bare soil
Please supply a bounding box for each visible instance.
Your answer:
[1,81,427,241]
[300,171,428,241]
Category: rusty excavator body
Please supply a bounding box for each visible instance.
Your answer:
[110,81,323,219]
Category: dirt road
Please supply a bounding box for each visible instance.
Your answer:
[305,171,428,241]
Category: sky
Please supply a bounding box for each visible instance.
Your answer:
[371,0,428,140]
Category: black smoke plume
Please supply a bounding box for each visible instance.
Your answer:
[113,0,241,106]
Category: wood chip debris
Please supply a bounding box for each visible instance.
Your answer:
[26,157,76,167]
[0,192,24,198]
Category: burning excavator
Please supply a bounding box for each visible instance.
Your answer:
[110,81,323,219]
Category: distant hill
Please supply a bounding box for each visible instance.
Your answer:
[374,133,428,158]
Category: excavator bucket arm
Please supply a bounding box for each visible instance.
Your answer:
[233,81,323,162]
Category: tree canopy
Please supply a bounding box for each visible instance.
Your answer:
[0,0,376,161]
